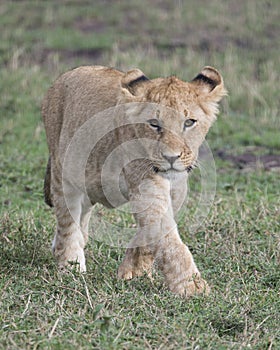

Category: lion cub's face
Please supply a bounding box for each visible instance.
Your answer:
[120,67,226,175]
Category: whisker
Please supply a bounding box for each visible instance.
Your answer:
[196,159,209,172]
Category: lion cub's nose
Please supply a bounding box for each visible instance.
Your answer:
[162,152,181,165]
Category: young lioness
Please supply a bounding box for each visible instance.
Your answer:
[42,65,226,298]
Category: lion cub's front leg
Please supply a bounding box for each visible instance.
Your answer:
[154,231,210,297]
[118,246,154,280]
[118,177,169,281]
[118,176,209,298]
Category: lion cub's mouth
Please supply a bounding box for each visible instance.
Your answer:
[153,164,194,174]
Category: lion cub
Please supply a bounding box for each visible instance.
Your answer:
[42,65,226,298]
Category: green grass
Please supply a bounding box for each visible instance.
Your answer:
[0,1,279,349]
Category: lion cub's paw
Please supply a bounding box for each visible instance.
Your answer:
[117,264,145,280]
[58,259,87,273]
[169,276,210,298]
[55,248,87,273]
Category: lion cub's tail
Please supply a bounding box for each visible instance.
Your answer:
[44,156,53,207]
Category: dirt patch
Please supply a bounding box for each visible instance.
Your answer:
[155,30,230,53]
[74,18,108,34]
[28,47,107,67]
[59,48,106,61]
[217,150,280,171]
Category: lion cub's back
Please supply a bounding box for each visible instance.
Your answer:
[42,66,124,155]
[61,65,123,112]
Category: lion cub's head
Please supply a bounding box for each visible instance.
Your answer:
[118,67,226,174]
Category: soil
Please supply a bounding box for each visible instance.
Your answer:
[30,47,107,66]
[217,150,280,171]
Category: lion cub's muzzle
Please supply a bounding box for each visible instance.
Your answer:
[156,149,194,173]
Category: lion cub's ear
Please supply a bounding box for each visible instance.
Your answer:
[121,69,149,97]
[191,66,227,102]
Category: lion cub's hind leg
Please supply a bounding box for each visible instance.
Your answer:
[80,206,93,247]
[51,170,89,272]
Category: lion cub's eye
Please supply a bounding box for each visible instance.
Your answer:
[184,119,197,130]
[147,119,162,132]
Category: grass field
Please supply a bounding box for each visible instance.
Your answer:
[0,1,279,349]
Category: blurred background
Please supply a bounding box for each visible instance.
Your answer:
[1,0,279,177]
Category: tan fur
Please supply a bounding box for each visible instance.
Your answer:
[42,65,226,298]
